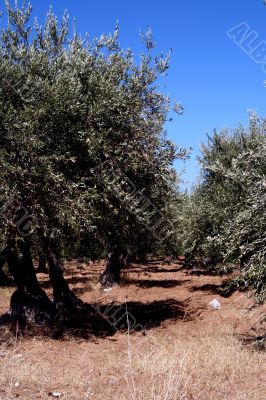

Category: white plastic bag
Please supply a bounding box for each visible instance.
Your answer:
[208,299,221,310]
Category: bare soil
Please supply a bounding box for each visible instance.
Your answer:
[0,260,265,399]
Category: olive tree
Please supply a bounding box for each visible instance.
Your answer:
[0,0,187,323]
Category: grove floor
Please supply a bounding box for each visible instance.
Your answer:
[0,260,265,399]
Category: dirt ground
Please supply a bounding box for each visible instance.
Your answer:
[0,260,266,400]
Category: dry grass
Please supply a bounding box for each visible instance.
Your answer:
[0,327,265,400]
[0,261,266,399]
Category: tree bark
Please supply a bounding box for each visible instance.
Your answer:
[0,247,13,285]
[36,253,48,273]
[45,240,82,317]
[6,237,55,324]
[100,246,124,288]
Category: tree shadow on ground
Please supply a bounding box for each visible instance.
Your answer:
[65,276,92,285]
[72,285,93,297]
[39,275,90,289]
[0,272,15,287]
[183,268,224,276]
[238,334,266,351]
[189,281,243,298]
[128,266,182,274]
[124,279,190,289]
[0,299,190,341]
[64,298,188,340]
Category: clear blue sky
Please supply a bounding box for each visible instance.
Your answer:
[1,0,266,188]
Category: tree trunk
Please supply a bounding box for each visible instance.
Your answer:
[0,247,13,285]
[45,240,82,318]
[6,237,55,324]
[100,246,124,288]
[36,253,48,273]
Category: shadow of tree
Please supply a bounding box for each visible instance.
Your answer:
[0,277,15,287]
[40,275,90,289]
[189,281,240,298]
[182,264,230,276]
[65,276,91,285]
[72,285,93,297]
[239,334,266,351]
[127,265,182,274]
[124,279,189,289]
[65,298,188,339]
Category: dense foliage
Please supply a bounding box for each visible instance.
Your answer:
[182,116,266,301]
[0,0,187,319]
[0,1,186,256]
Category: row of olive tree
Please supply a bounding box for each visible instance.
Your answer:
[182,115,266,302]
[0,1,186,323]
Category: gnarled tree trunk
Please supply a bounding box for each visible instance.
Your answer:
[100,246,125,288]
[36,253,48,273]
[45,240,82,318]
[6,237,55,324]
[1,235,83,328]
[0,247,13,285]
